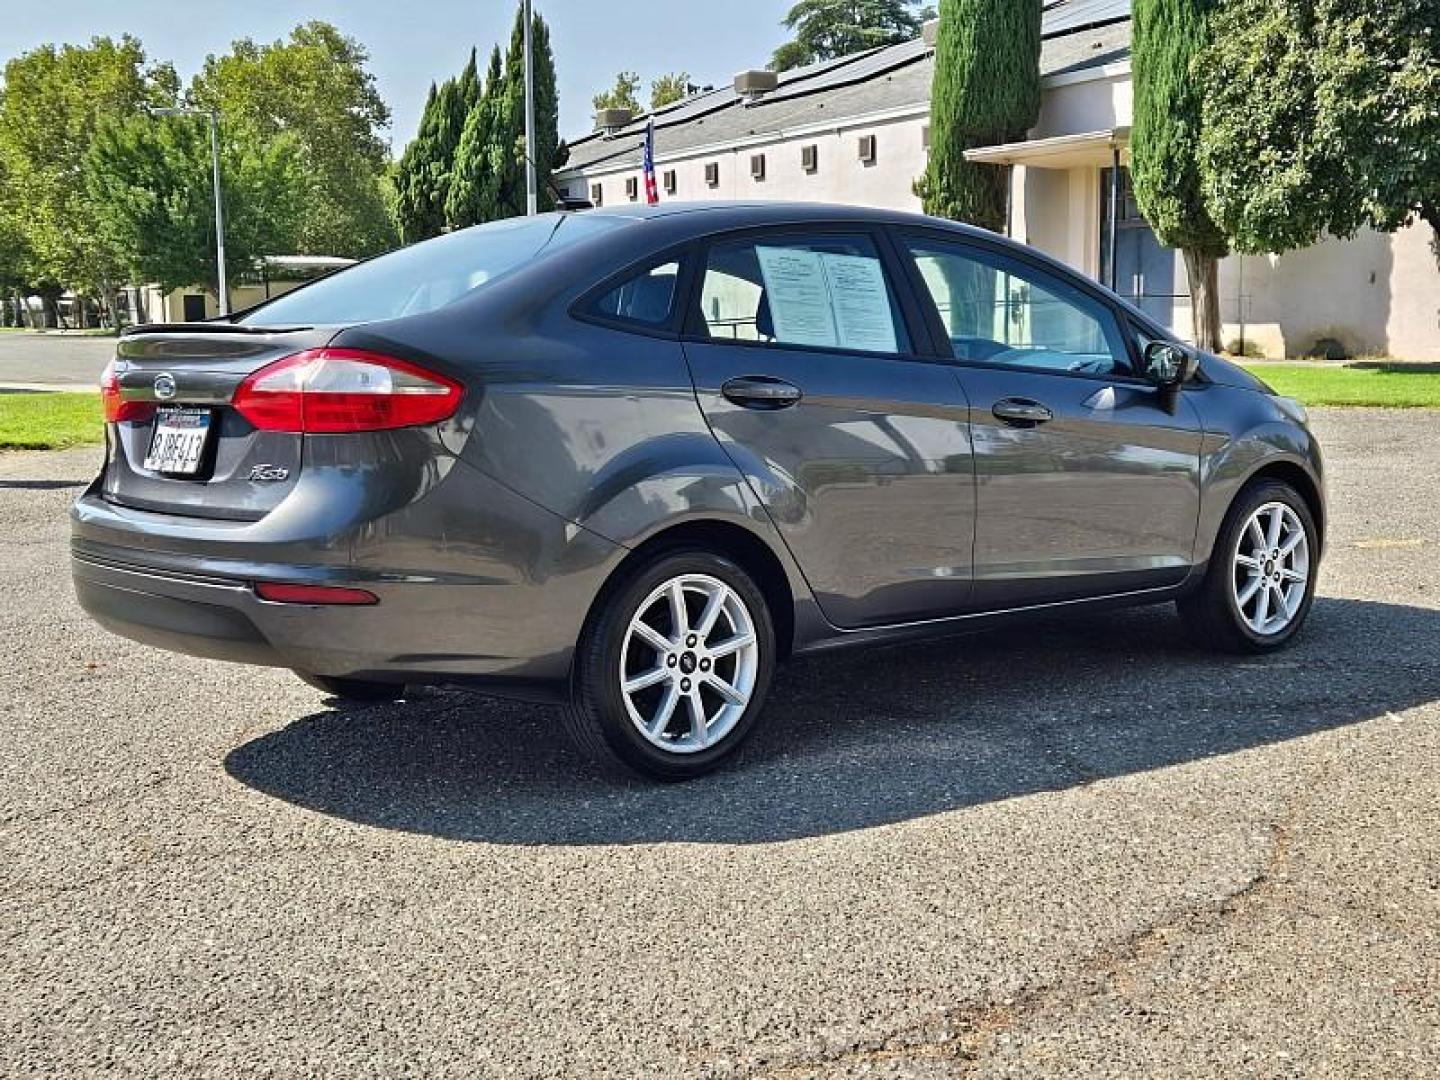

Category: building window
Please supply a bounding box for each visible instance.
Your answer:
[801,144,819,173]
[625,176,639,202]
[663,169,677,195]
[705,162,720,187]
[750,153,766,181]
[857,134,877,165]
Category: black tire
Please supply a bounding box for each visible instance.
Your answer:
[564,548,777,781]
[293,670,407,702]
[1178,478,1319,654]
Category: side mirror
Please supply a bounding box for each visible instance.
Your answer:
[1143,341,1199,388]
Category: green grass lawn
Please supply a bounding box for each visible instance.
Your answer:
[0,392,103,450]
[1237,363,1440,407]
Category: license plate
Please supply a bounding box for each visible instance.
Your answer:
[143,408,212,475]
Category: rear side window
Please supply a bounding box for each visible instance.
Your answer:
[694,234,910,355]
[239,214,625,327]
[591,261,680,327]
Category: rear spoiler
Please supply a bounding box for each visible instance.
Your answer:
[122,321,313,338]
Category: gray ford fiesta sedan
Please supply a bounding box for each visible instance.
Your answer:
[73,202,1324,779]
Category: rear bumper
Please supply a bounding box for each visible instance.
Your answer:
[69,461,624,695]
[69,549,586,697]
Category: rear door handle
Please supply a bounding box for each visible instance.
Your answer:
[992,398,1053,426]
[722,376,802,410]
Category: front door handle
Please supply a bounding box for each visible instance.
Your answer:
[992,397,1054,426]
[722,376,802,410]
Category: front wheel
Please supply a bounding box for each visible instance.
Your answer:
[564,550,776,780]
[1178,479,1318,653]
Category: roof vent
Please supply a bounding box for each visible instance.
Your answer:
[594,107,633,135]
[733,69,779,101]
[922,18,940,47]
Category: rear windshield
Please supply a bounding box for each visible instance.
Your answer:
[238,213,625,326]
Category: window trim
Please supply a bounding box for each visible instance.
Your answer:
[570,245,697,340]
[888,225,1157,385]
[678,223,937,361]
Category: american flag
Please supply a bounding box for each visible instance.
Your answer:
[642,117,659,205]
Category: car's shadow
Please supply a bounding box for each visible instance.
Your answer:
[224,597,1440,845]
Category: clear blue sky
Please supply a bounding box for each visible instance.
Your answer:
[0,0,794,150]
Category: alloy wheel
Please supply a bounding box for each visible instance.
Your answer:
[1232,501,1310,636]
[618,573,759,754]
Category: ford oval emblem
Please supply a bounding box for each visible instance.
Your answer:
[153,373,177,400]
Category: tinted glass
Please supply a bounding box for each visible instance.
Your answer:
[593,261,680,327]
[697,234,909,355]
[903,238,1130,376]
[240,214,625,326]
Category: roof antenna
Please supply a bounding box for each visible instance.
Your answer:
[523,149,593,211]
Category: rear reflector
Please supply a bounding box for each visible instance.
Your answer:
[255,582,379,605]
[232,348,463,433]
[99,360,156,423]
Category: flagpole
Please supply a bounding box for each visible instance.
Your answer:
[523,0,538,215]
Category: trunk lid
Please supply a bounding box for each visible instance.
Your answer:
[103,324,336,520]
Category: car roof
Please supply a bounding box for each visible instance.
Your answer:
[570,199,990,236]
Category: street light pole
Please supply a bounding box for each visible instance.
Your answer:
[207,111,229,316]
[523,0,538,216]
[151,107,229,316]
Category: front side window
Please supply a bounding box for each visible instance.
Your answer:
[240,214,624,327]
[695,234,909,355]
[902,237,1131,376]
[592,261,680,327]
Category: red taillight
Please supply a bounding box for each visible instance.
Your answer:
[255,582,379,605]
[99,360,156,423]
[232,348,463,434]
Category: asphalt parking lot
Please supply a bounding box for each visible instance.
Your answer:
[2,408,1437,1077]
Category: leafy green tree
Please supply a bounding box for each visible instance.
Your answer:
[1132,0,1228,351]
[0,151,33,324]
[86,113,304,298]
[1200,0,1440,263]
[650,72,691,110]
[771,0,933,71]
[189,22,397,257]
[592,72,641,114]
[0,36,177,319]
[915,0,1041,233]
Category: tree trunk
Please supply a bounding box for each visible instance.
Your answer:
[1182,249,1222,352]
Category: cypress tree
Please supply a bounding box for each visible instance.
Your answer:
[916,0,1041,233]
[393,83,441,243]
[446,47,505,227]
[1131,0,1228,351]
[497,5,563,217]
[392,49,477,243]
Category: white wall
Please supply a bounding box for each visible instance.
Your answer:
[574,111,929,214]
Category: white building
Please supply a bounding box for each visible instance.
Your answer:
[555,0,1440,361]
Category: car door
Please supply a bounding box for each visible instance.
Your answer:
[894,231,1203,610]
[681,229,975,629]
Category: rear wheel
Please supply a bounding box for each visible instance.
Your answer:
[1178,479,1318,653]
[565,549,776,780]
[293,670,406,702]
